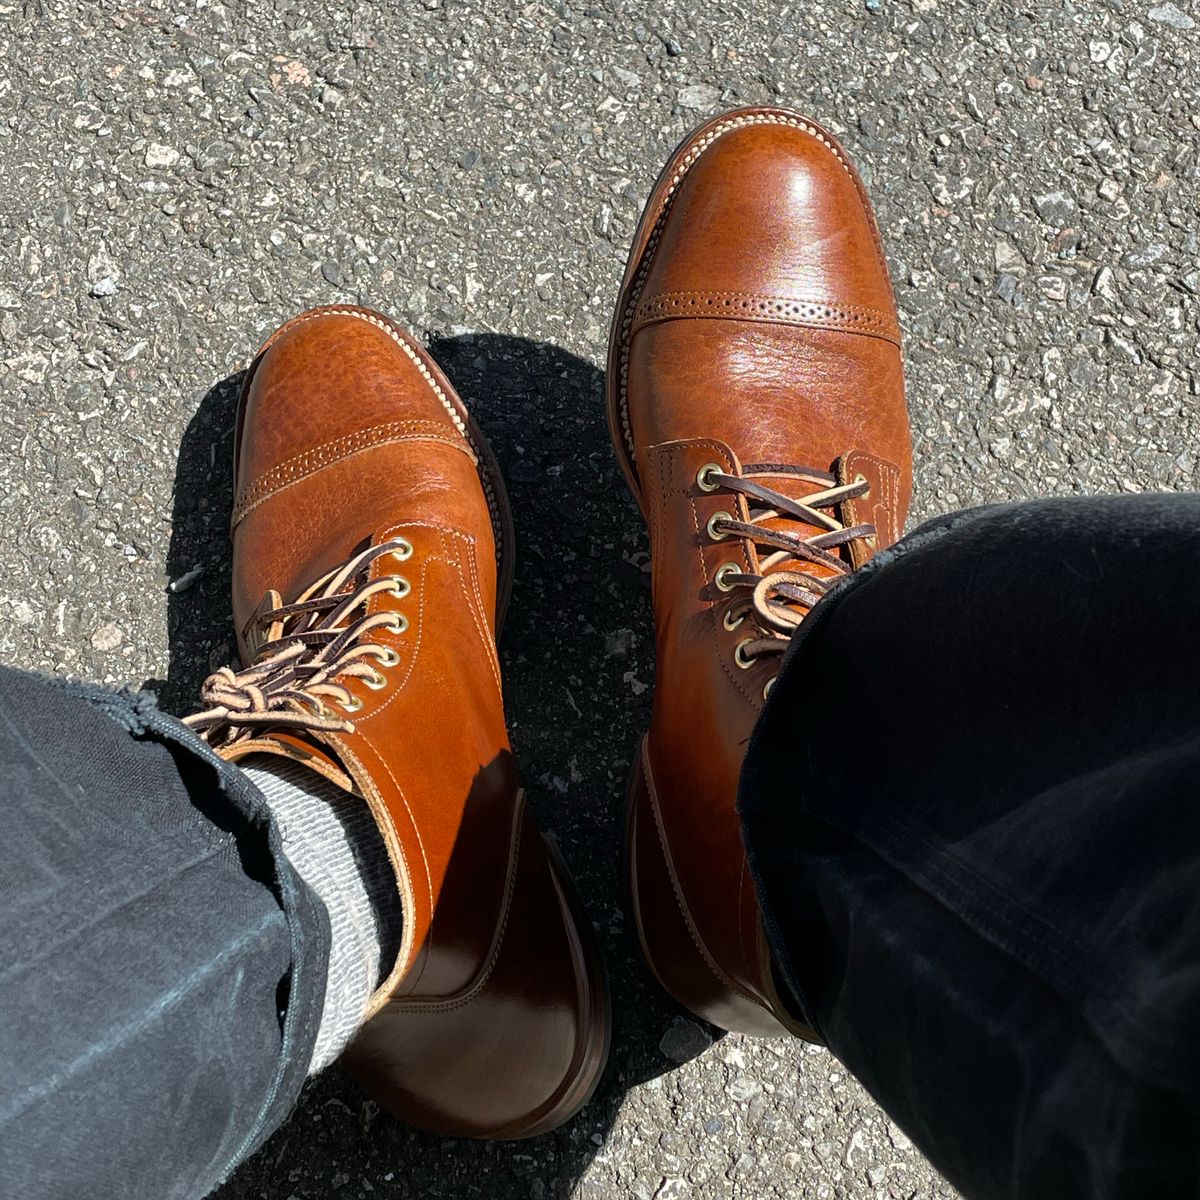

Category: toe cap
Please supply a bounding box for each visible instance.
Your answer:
[638,115,897,329]
[235,307,470,495]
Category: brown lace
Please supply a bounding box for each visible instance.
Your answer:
[184,539,411,748]
[699,463,876,677]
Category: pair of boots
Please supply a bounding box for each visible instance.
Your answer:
[184,107,911,1137]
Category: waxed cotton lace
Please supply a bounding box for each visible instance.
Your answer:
[701,464,876,666]
[184,539,411,748]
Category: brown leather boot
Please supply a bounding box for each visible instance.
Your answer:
[187,306,609,1137]
[607,109,912,1037]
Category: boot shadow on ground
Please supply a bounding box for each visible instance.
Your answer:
[160,334,715,1200]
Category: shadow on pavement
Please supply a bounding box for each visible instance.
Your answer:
[156,369,243,716]
[159,333,712,1200]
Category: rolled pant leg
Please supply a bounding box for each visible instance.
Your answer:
[0,667,329,1200]
[739,494,1200,1200]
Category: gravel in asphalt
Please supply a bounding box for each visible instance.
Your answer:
[0,2,1196,1197]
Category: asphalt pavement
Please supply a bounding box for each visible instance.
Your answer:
[0,1,1196,1197]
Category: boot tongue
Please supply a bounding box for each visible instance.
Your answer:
[740,470,847,593]
[242,535,381,662]
[243,589,284,659]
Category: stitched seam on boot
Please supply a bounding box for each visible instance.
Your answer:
[632,291,900,344]
[641,742,763,1005]
[380,794,526,1013]
[233,426,471,528]
[241,306,504,568]
[448,529,504,699]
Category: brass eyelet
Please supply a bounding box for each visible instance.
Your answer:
[363,670,387,691]
[723,608,745,632]
[341,695,363,714]
[706,511,733,541]
[714,562,739,592]
[385,612,410,635]
[763,677,776,700]
[387,576,411,599]
[854,472,871,499]
[696,462,723,492]
[390,539,414,562]
[734,638,757,669]
[377,647,400,668]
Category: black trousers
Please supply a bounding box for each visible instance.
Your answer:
[743,494,1200,1200]
[0,671,329,1200]
[1,493,1197,1198]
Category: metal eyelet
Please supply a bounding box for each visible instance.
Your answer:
[390,539,414,562]
[385,612,409,635]
[714,562,739,592]
[723,609,745,632]
[734,638,757,669]
[363,670,387,691]
[696,462,723,492]
[706,511,733,541]
[387,576,411,599]
[341,695,363,714]
[854,472,870,499]
[376,647,400,668]
[763,677,776,700]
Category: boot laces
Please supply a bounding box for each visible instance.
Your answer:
[699,463,876,692]
[183,538,412,748]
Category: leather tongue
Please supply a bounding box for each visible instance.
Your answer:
[740,469,846,589]
[243,589,284,659]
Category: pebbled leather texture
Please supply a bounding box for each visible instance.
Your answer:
[222,306,609,1138]
[607,109,913,1037]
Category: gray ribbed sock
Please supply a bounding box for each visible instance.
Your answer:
[244,756,402,1074]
